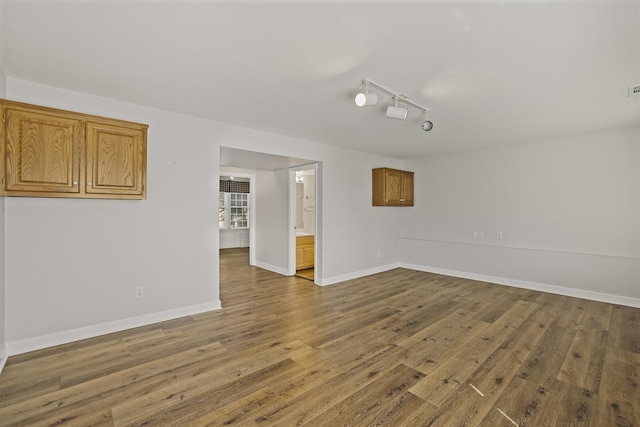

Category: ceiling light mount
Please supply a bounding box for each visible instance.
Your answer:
[355,78,432,131]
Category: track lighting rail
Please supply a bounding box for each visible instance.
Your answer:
[356,78,434,131]
[361,78,429,113]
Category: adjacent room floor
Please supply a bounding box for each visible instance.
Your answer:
[0,248,638,425]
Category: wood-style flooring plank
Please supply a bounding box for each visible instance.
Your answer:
[410,299,538,406]
[407,306,555,426]
[580,299,613,331]
[592,346,640,426]
[0,342,228,426]
[557,328,608,392]
[302,363,426,427]
[608,304,640,354]
[253,345,407,425]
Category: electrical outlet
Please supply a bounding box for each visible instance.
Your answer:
[478,230,484,238]
[497,231,503,239]
[136,286,144,298]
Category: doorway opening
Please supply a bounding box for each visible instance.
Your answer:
[218,170,256,267]
[219,147,320,290]
[294,168,316,280]
[290,164,318,282]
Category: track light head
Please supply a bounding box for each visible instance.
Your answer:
[355,80,378,106]
[386,105,408,120]
[421,112,433,131]
[355,92,378,106]
[421,120,434,131]
[386,97,407,120]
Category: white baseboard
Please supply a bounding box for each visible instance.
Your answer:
[317,262,401,286]
[6,300,222,357]
[0,345,8,376]
[254,261,290,276]
[401,263,640,308]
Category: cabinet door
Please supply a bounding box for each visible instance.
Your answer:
[4,107,81,194]
[85,121,146,198]
[296,245,306,270]
[384,168,402,206]
[305,244,315,268]
[400,171,414,206]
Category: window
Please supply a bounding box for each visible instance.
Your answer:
[219,192,249,229]
[218,192,226,228]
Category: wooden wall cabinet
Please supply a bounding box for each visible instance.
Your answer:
[0,99,147,199]
[296,235,314,270]
[372,167,414,206]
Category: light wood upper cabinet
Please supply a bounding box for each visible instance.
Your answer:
[1,99,147,199]
[85,121,146,197]
[372,167,414,206]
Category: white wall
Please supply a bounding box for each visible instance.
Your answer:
[318,156,402,284]
[0,1,7,369]
[219,230,250,249]
[253,169,290,274]
[5,79,221,352]
[400,127,640,306]
[4,77,403,353]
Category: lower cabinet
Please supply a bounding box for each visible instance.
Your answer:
[296,235,314,270]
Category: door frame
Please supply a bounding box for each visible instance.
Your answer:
[288,163,320,283]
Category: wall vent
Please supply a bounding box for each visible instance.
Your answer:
[629,85,640,97]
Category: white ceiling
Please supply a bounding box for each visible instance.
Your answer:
[2,0,639,159]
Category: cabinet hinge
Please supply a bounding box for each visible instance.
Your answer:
[1,176,5,187]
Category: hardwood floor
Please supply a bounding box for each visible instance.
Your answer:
[295,268,314,281]
[0,248,638,426]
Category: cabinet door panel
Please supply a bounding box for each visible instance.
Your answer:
[5,108,80,193]
[401,171,414,206]
[384,169,402,206]
[85,122,146,197]
[296,246,305,270]
[306,245,315,267]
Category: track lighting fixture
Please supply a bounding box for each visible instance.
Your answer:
[355,78,433,131]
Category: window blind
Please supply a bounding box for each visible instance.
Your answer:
[219,180,250,193]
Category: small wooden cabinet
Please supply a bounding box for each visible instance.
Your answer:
[0,99,147,199]
[296,235,314,270]
[372,167,414,206]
